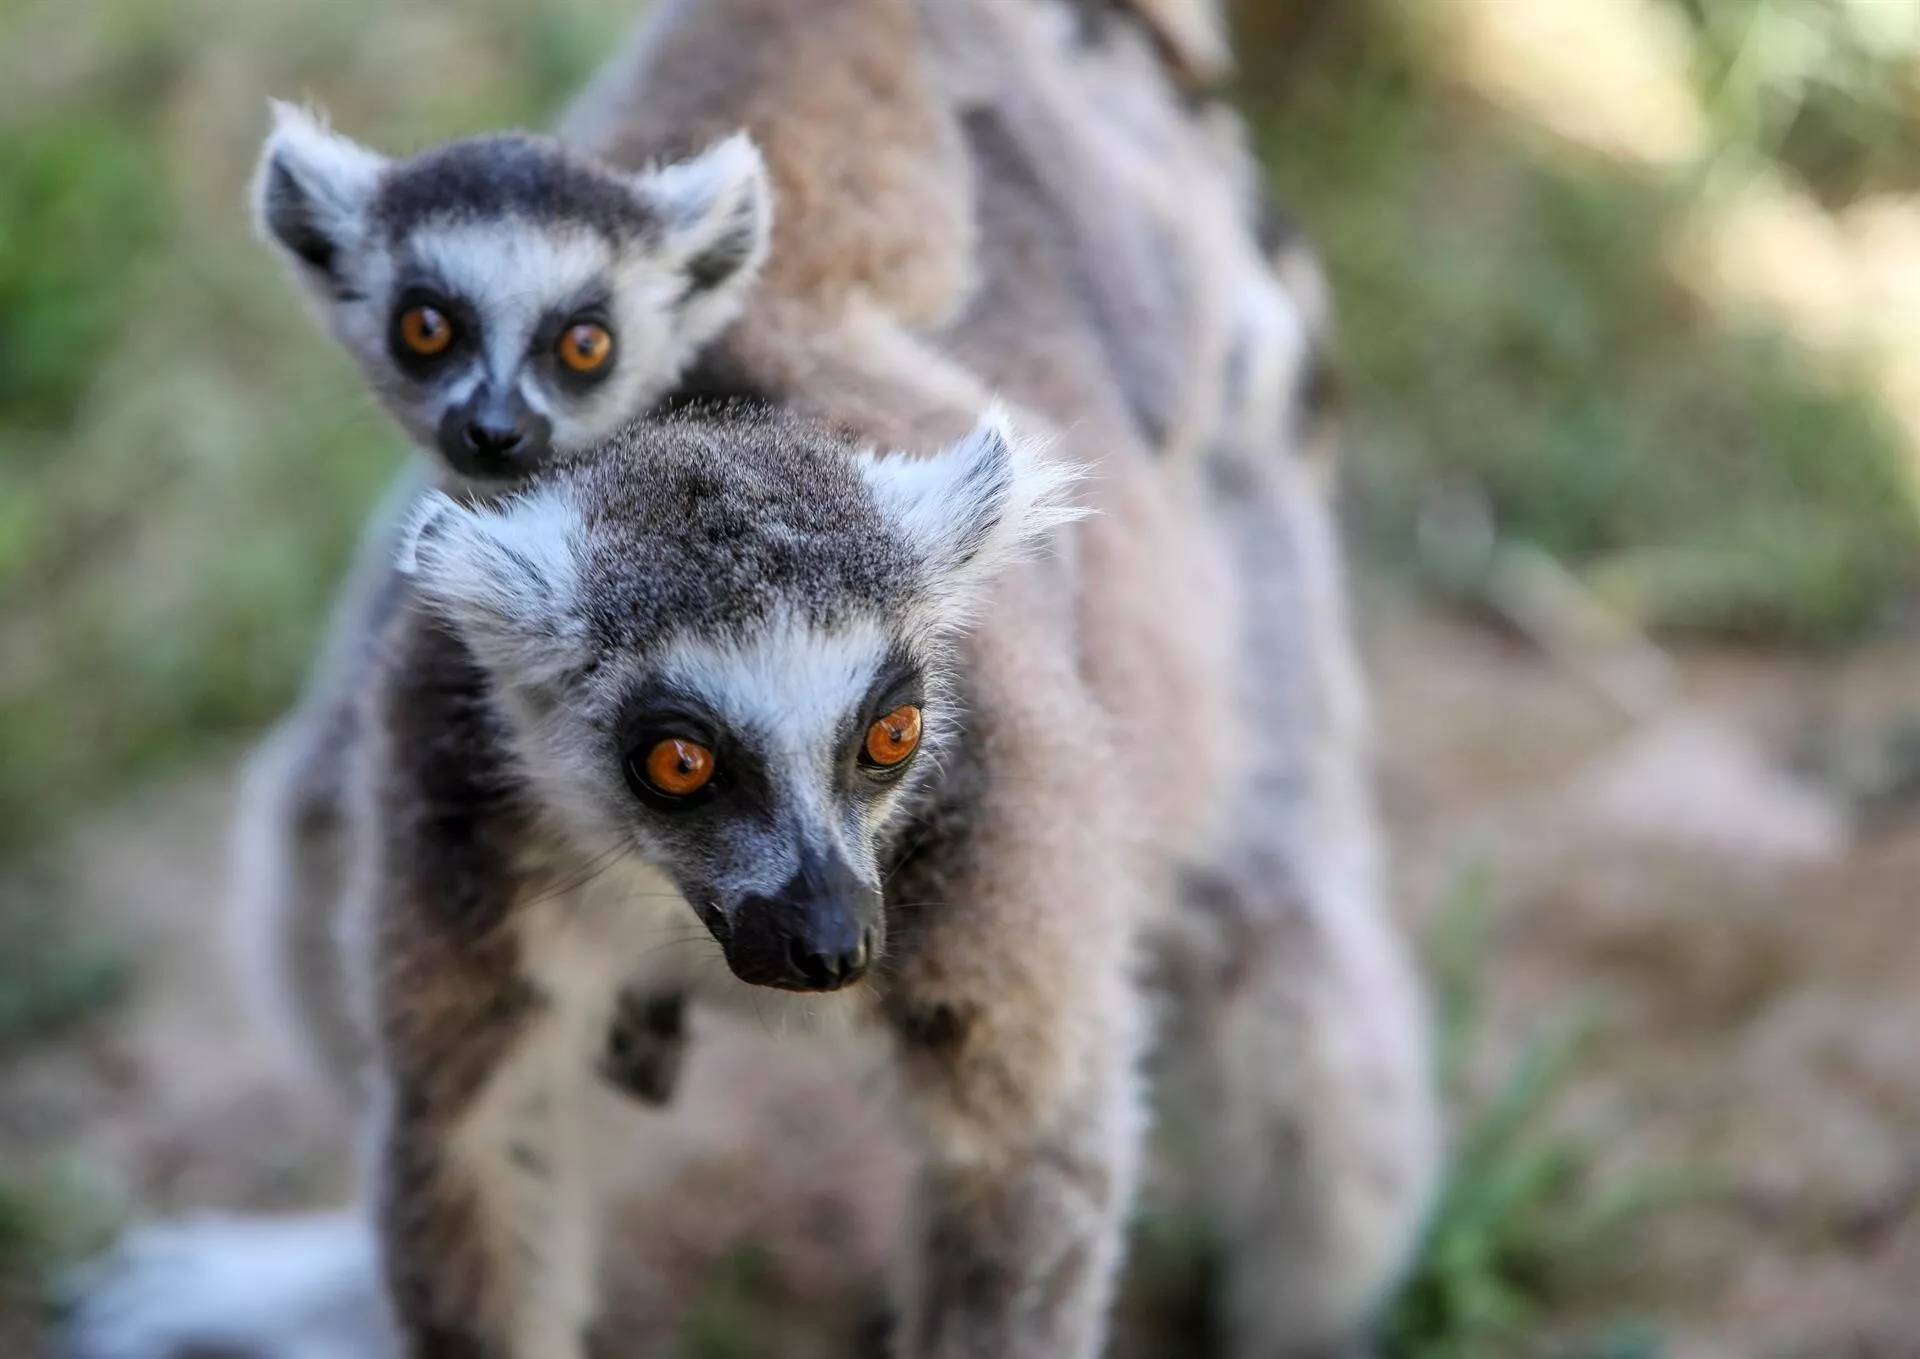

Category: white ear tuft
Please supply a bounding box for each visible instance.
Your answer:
[860,404,1088,621]
[251,101,387,292]
[396,487,589,688]
[634,132,773,346]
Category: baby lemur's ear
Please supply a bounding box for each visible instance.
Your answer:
[632,133,773,345]
[859,405,1088,625]
[252,101,388,298]
[396,488,590,689]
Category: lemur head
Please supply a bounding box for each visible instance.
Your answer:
[253,103,771,480]
[399,407,1081,992]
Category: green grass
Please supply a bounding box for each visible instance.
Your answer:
[1382,870,1695,1359]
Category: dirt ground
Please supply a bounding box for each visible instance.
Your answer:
[4,599,1919,1357]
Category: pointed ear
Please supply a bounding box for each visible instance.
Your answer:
[859,405,1088,622]
[251,101,387,296]
[633,132,772,345]
[396,488,590,689]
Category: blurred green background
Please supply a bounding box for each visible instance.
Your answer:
[3,0,1919,1355]
[3,0,1916,860]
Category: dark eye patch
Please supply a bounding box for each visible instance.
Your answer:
[616,687,772,821]
[842,651,925,790]
[388,282,481,379]
[531,282,619,391]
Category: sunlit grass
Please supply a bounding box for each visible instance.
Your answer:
[1243,8,1920,643]
[1383,869,1698,1359]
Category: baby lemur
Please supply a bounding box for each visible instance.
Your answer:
[254,102,770,480]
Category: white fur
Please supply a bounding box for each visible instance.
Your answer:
[251,102,387,283]
[60,1211,391,1359]
[408,224,625,381]
[859,406,1088,629]
[639,131,771,261]
[636,132,774,369]
[397,486,587,687]
[655,615,901,887]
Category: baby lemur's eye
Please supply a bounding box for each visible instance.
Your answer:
[398,304,455,358]
[635,737,715,799]
[558,321,614,374]
[862,705,922,770]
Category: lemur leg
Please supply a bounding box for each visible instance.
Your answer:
[374,978,601,1359]
[1164,448,1440,1357]
[233,468,423,1109]
[231,700,369,1106]
[881,635,1147,1359]
[362,631,622,1359]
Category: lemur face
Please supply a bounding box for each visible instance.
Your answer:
[253,105,771,480]
[400,409,1081,992]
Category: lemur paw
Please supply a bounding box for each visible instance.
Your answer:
[56,1211,389,1359]
[601,988,688,1106]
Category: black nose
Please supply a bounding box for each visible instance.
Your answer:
[437,386,552,479]
[721,849,881,992]
[463,420,524,457]
[786,929,875,990]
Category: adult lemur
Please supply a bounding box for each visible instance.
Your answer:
[63,2,1439,1357]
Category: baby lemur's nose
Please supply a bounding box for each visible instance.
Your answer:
[786,929,874,990]
[463,419,524,457]
[439,385,553,478]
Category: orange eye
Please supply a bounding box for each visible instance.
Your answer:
[398,304,454,356]
[863,705,922,769]
[644,738,714,797]
[558,322,613,373]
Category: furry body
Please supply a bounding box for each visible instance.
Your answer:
[63,2,1439,1358]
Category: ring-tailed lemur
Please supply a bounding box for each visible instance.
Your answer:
[61,2,1440,1357]
[383,406,1078,1357]
[254,103,771,481]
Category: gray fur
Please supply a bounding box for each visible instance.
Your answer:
[253,105,771,478]
[59,4,1438,1359]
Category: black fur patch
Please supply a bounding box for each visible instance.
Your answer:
[383,615,530,936]
[262,158,340,278]
[646,344,780,418]
[681,215,758,295]
[601,989,687,1106]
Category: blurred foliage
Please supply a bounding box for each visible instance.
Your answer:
[0,0,631,864]
[1240,1,1920,642]
[1383,869,1692,1359]
[0,0,1914,852]
[0,1,634,1191]
[1669,0,1920,204]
